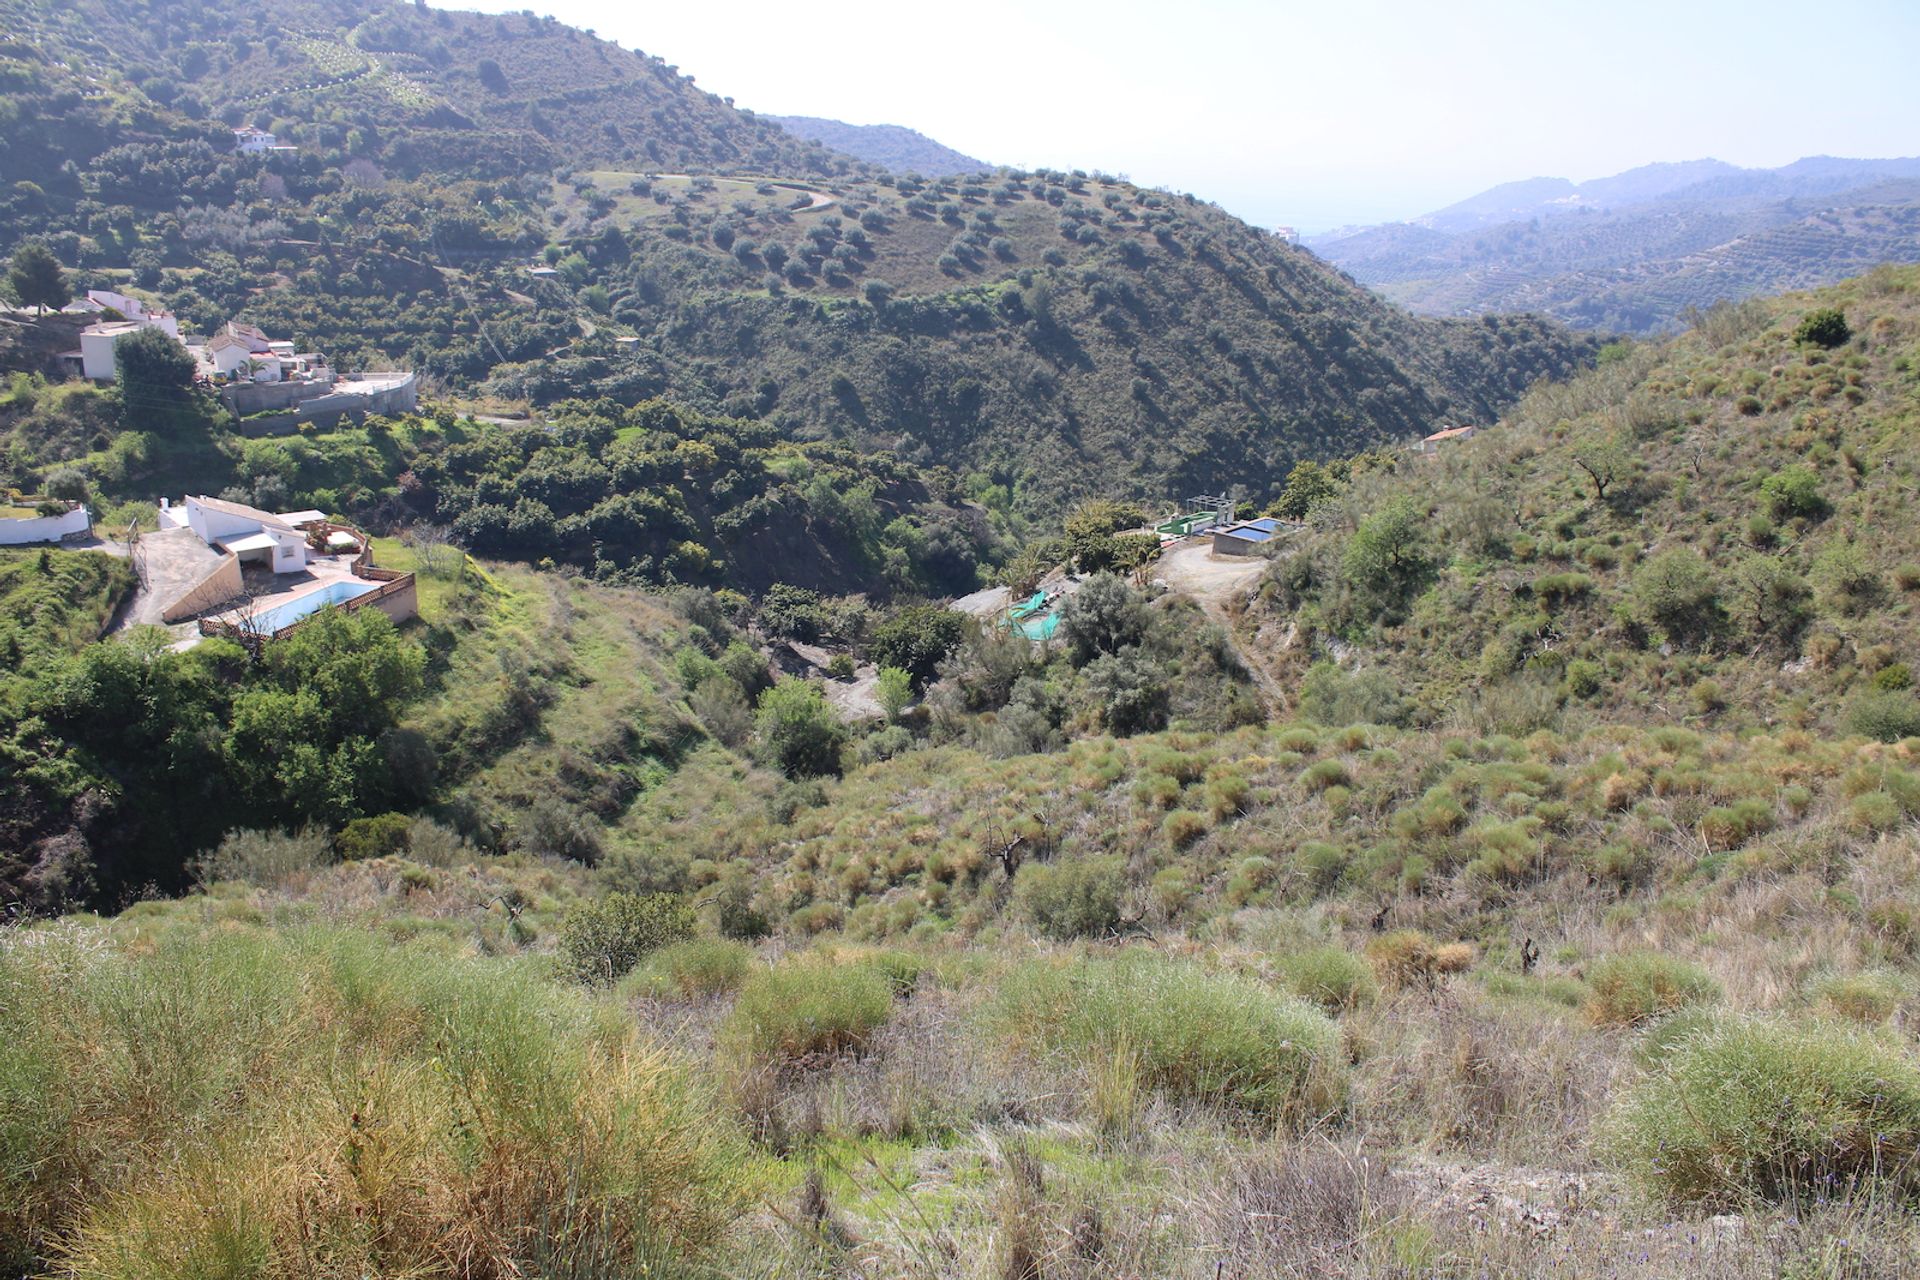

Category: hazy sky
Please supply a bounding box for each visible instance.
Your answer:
[453,0,1920,232]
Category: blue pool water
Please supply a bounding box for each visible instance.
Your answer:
[251,580,379,632]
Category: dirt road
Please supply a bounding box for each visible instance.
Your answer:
[1154,539,1286,704]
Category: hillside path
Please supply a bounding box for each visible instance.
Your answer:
[1154,539,1286,705]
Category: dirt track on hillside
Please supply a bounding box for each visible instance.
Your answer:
[1155,540,1286,704]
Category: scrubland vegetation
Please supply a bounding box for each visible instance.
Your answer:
[3,0,1920,1273]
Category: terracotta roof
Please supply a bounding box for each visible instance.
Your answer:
[1422,425,1476,443]
[208,333,249,353]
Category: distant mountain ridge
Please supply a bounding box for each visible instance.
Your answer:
[1310,156,1920,332]
[767,115,988,177]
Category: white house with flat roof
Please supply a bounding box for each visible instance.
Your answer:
[79,322,149,382]
[159,495,315,574]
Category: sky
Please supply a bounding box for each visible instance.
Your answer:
[452,0,1920,233]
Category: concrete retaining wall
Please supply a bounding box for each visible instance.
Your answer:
[221,377,336,416]
[228,373,419,431]
[361,573,418,626]
[0,506,90,545]
[160,554,242,623]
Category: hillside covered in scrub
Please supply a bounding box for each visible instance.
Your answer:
[6,2,1920,1274]
[4,272,1920,1274]
[1247,266,1920,742]
[0,0,1596,507]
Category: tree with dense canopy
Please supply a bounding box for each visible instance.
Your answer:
[869,605,966,689]
[753,678,846,777]
[7,241,70,315]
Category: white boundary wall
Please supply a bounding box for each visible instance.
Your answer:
[0,506,90,545]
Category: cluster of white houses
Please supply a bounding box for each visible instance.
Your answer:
[60,295,416,424]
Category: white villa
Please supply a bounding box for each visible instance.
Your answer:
[193,322,325,385]
[71,289,187,381]
[232,127,295,154]
[144,495,416,636]
[65,289,181,337]
[159,495,320,575]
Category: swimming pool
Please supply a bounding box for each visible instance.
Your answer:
[248,579,380,633]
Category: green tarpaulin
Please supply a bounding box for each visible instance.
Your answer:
[1016,612,1061,641]
[1008,591,1047,619]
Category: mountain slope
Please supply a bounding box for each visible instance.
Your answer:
[1245,265,1920,740]
[768,115,988,176]
[1312,158,1920,333]
[0,0,860,182]
[0,0,1594,519]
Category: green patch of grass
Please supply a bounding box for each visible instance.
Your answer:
[721,955,896,1065]
[988,950,1345,1123]
[1273,945,1377,1013]
[1583,951,1720,1027]
[1605,1016,1920,1205]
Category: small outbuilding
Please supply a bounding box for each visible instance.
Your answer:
[1211,517,1282,556]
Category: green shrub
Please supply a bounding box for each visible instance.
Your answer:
[1564,659,1604,699]
[1014,856,1124,940]
[1273,946,1377,1013]
[1793,307,1850,349]
[620,938,752,1000]
[1699,798,1774,850]
[1532,572,1593,606]
[989,951,1346,1122]
[1759,465,1828,521]
[1848,691,1920,743]
[1583,952,1720,1027]
[1224,855,1278,906]
[1847,791,1903,834]
[1299,759,1351,793]
[1627,548,1722,645]
[753,678,848,777]
[334,811,412,861]
[1606,1017,1920,1204]
[558,892,696,984]
[1162,808,1209,849]
[1273,727,1320,754]
[1873,663,1914,692]
[0,925,747,1276]
[1293,841,1347,893]
[721,958,894,1063]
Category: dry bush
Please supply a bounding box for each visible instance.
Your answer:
[1203,1142,1406,1279]
[1349,996,1615,1161]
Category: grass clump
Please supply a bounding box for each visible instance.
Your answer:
[1606,1017,1920,1205]
[721,956,894,1065]
[0,923,748,1277]
[1273,945,1377,1013]
[620,937,753,1000]
[1812,970,1910,1024]
[989,950,1345,1123]
[1583,951,1720,1027]
[1366,930,1449,991]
